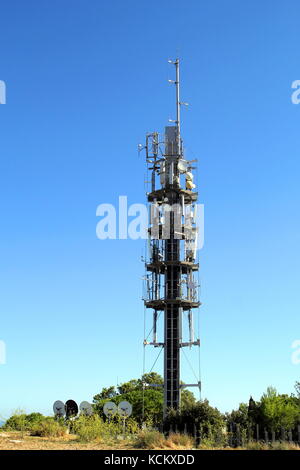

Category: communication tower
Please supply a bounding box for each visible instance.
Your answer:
[141,59,201,416]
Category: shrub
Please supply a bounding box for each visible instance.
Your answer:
[4,412,62,436]
[30,418,67,437]
[135,430,166,449]
[4,413,27,431]
[135,430,195,449]
[72,415,121,442]
[164,432,194,449]
[25,413,44,425]
[124,417,139,434]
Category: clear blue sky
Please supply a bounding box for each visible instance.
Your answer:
[0,0,300,420]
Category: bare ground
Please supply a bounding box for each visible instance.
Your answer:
[0,431,137,450]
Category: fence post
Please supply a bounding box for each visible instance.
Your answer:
[264,428,268,444]
[288,429,292,443]
[236,423,241,447]
[298,424,300,445]
[271,429,275,444]
[241,427,245,448]
[198,424,202,447]
[256,424,259,442]
[281,427,285,442]
[229,423,233,447]
[184,423,187,435]
[247,424,253,443]
[218,429,224,447]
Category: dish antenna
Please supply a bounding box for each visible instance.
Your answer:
[79,401,93,416]
[118,401,132,417]
[65,399,78,418]
[177,159,188,173]
[118,401,133,438]
[53,400,65,417]
[103,401,117,417]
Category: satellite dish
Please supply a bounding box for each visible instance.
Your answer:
[65,399,78,418]
[79,401,93,416]
[177,159,188,173]
[53,400,65,417]
[118,401,132,417]
[103,401,117,417]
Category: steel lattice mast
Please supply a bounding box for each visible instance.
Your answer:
[142,59,200,416]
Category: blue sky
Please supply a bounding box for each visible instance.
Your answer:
[0,0,300,419]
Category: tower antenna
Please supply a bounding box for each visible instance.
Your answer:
[168,58,180,155]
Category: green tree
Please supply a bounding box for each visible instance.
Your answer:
[225,402,249,430]
[93,373,164,425]
[259,386,300,431]
[93,386,117,402]
[93,373,197,426]
[164,399,225,437]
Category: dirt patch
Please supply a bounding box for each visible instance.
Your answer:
[0,431,138,450]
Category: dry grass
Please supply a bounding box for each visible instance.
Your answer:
[1,431,299,451]
[0,431,135,450]
[0,430,195,451]
[135,430,195,450]
[244,441,300,451]
[164,432,194,449]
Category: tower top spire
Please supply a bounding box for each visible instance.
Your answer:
[168,58,181,155]
[168,58,189,157]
